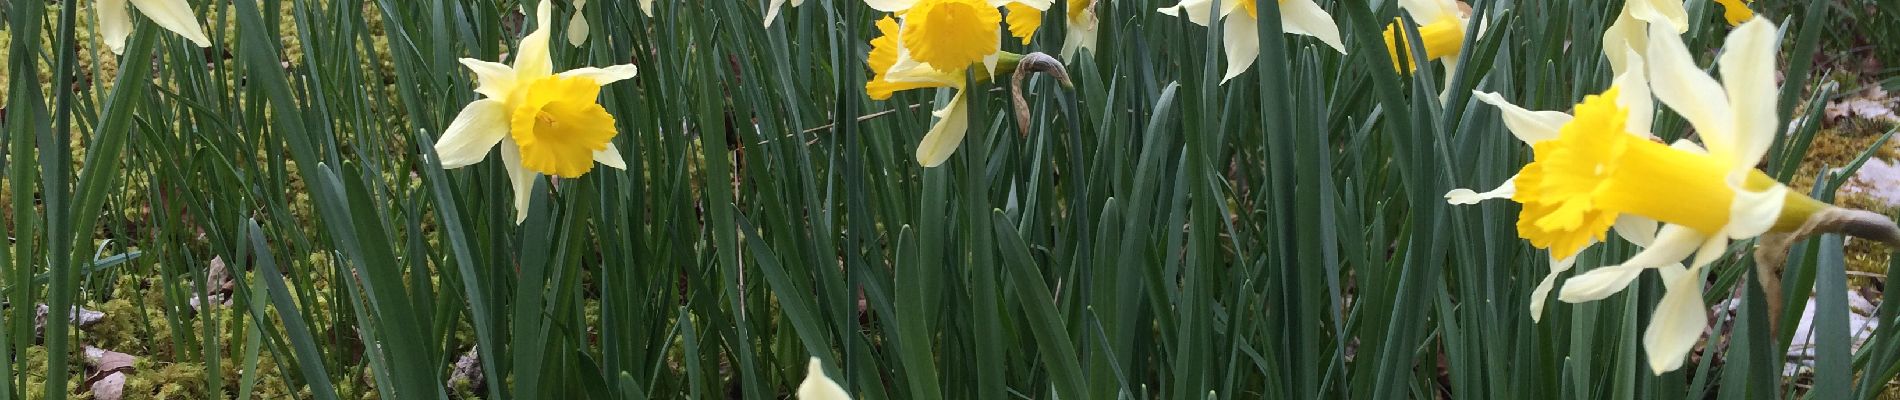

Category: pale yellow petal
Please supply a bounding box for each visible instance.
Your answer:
[1723,184,1787,240]
[98,0,133,55]
[916,91,970,167]
[1472,91,1571,144]
[1157,0,1222,27]
[500,141,538,224]
[1601,12,1646,76]
[1613,215,1659,248]
[460,58,519,100]
[1611,47,1654,139]
[640,0,654,16]
[1444,174,1515,205]
[866,0,920,12]
[765,0,789,27]
[126,0,213,48]
[1647,22,1736,160]
[1280,0,1347,54]
[796,358,851,400]
[593,142,627,170]
[1219,14,1259,83]
[435,99,511,168]
[558,64,640,85]
[514,0,557,79]
[1717,17,1779,171]
[1628,0,1688,33]
[1529,254,1576,322]
[1558,264,1646,303]
[1643,264,1707,374]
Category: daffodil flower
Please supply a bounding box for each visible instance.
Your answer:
[1158,0,1346,83]
[432,0,637,224]
[1382,0,1471,74]
[1508,18,1827,374]
[796,358,851,400]
[862,0,1038,167]
[765,0,807,27]
[1601,0,1686,76]
[1446,47,1659,322]
[97,0,213,55]
[1060,0,1099,61]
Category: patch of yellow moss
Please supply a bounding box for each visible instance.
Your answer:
[1787,118,1900,286]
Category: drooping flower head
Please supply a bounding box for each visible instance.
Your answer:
[432,0,637,223]
[97,0,213,55]
[1158,0,1347,83]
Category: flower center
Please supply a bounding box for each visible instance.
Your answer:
[1383,17,1466,73]
[1512,87,1737,259]
[509,75,618,178]
[902,0,1002,72]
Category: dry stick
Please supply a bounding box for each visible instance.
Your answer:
[1755,208,1900,340]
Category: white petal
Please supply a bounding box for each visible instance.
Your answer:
[1219,14,1260,84]
[1648,22,1737,160]
[1559,263,1652,303]
[126,0,213,48]
[1612,47,1655,139]
[1601,12,1647,76]
[796,358,851,400]
[1530,254,1577,322]
[1687,234,1728,269]
[501,141,538,224]
[1670,139,1707,154]
[514,0,557,79]
[765,0,788,27]
[1717,18,1780,170]
[593,142,627,170]
[1628,0,1688,33]
[866,0,920,12]
[1157,0,1221,27]
[993,0,1051,10]
[1723,183,1787,240]
[435,99,511,168]
[460,58,519,99]
[1280,0,1347,55]
[915,91,970,167]
[1618,224,1708,268]
[567,0,590,45]
[558,64,639,85]
[98,0,133,55]
[1472,91,1572,144]
[1064,7,1109,61]
[1396,0,1451,24]
[1643,264,1707,374]
[639,0,654,16]
[1445,174,1516,205]
[1613,215,1660,248]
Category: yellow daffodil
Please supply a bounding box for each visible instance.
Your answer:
[1158,0,1346,83]
[863,0,1039,167]
[796,358,851,400]
[1059,0,1098,61]
[765,0,807,27]
[1713,0,1753,26]
[1382,0,1470,74]
[432,0,637,223]
[1446,47,1659,322]
[97,0,212,55]
[1526,19,1827,374]
[567,0,590,45]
